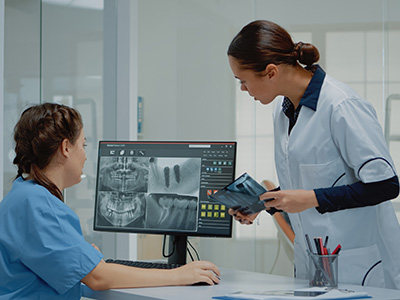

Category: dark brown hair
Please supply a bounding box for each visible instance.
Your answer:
[228,20,320,73]
[13,103,83,201]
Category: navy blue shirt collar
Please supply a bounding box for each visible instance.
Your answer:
[299,64,326,111]
[282,65,326,134]
[283,64,326,112]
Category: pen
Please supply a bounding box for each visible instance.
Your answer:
[318,237,325,255]
[331,244,341,255]
[318,238,332,279]
[324,236,329,248]
[305,234,314,254]
[314,238,321,255]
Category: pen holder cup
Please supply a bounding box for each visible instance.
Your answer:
[308,253,338,288]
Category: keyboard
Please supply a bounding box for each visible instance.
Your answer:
[105,259,182,269]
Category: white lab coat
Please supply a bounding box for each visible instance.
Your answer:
[273,73,400,289]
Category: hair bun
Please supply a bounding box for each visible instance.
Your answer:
[293,42,303,61]
[293,41,319,66]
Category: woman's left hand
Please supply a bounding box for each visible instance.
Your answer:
[260,189,318,213]
[228,207,259,225]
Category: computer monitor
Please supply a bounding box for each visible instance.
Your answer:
[93,141,236,264]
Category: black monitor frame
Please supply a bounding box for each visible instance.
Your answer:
[93,141,236,264]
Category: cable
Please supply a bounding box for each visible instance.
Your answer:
[162,235,174,258]
[187,247,194,262]
[187,239,201,260]
[268,236,281,274]
[362,260,382,286]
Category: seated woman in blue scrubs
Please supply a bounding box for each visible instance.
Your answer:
[0,103,220,299]
[228,20,400,289]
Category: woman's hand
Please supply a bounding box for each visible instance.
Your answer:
[82,259,220,290]
[260,189,318,213]
[172,261,221,285]
[228,207,260,225]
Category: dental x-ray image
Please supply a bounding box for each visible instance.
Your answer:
[96,156,149,227]
[145,193,198,231]
[96,191,146,227]
[98,156,149,193]
[95,156,200,230]
[148,157,201,196]
[209,172,271,214]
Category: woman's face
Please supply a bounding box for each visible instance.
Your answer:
[228,56,278,105]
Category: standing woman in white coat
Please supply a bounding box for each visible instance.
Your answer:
[227,20,400,289]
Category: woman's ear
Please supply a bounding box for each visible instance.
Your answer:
[60,138,70,158]
[265,64,278,79]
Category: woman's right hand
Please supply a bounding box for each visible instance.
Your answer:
[228,207,259,225]
[173,260,221,285]
[83,259,221,290]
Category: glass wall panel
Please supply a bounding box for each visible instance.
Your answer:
[41,0,104,246]
[3,0,41,195]
[40,0,112,254]
[3,0,117,259]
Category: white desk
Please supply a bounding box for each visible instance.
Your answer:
[82,268,400,300]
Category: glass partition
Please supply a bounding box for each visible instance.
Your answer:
[41,0,106,252]
[3,0,41,195]
[3,0,117,258]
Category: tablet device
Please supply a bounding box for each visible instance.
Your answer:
[209,173,272,214]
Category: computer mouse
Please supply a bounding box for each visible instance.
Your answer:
[192,281,211,286]
[192,272,221,286]
[192,280,220,286]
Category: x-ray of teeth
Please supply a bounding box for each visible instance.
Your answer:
[164,166,170,188]
[148,157,201,196]
[97,191,146,227]
[98,156,149,193]
[145,193,198,231]
[173,164,180,183]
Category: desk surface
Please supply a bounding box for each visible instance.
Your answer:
[82,268,400,300]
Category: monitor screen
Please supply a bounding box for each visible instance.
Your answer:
[93,141,236,263]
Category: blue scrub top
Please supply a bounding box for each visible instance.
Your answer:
[0,177,103,299]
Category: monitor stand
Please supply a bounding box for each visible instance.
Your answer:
[168,235,187,265]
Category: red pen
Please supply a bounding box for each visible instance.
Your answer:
[331,244,341,255]
[318,237,325,255]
